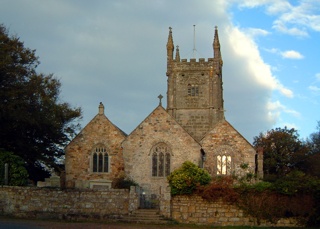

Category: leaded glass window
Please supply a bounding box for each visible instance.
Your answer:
[217,154,231,175]
[92,146,109,173]
[152,152,158,176]
[151,143,171,177]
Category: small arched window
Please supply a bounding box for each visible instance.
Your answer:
[92,146,109,173]
[151,143,171,177]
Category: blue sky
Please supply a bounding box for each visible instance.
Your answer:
[1,0,319,143]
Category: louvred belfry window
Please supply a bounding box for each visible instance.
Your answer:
[188,84,199,96]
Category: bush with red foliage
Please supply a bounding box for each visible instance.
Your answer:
[196,176,239,203]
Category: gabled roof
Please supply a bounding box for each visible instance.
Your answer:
[200,119,254,148]
[123,104,200,147]
[66,104,127,149]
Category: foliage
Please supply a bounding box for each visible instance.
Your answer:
[167,161,211,195]
[271,170,310,195]
[253,127,309,181]
[112,175,138,189]
[0,24,82,182]
[196,176,239,203]
[234,173,320,226]
[0,150,29,186]
[237,188,313,225]
[173,169,320,226]
[305,121,320,178]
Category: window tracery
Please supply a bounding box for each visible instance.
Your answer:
[92,146,109,173]
[151,143,171,177]
[217,155,231,175]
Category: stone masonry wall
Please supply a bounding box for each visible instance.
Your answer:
[122,106,201,196]
[168,58,224,142]
[172,195,300,227]
[201,120,257,177]
[65,108,126,189]
[0,186,137,220]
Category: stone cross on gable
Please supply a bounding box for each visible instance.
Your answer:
[158,94,163,106]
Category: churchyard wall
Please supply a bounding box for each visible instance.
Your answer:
[172,195,301,227]
[0,186,300,227]
[0,186,138,220]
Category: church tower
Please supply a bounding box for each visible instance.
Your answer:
[166,27,224,141]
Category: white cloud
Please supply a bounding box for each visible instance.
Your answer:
[237,0,277,9]
[316,73,320,81]
[272,20,308,37]
[273,0,320,36]
[267,100,301,122]
[266,1,292,14]
[226,26,293,98]
[236,0,320,36]
[244,28,270,38]
[264,47,279,54]
[281,50,304,59]
[265,48,304,61]
[309,86,320,93]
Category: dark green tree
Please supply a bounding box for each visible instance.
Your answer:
[0,149,29,186]
[0,24,82,182]
[305,121,320,178]
[253,127,309,181]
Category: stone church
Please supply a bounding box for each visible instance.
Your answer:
[65,27,263,195]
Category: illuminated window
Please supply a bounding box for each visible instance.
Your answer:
[92,146,109,173]
[217,155,232,175]
[151,143,171,177]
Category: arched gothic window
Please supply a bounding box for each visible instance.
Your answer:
[151,143,171,177]
[217,154,232,175]
[92,146,109,173]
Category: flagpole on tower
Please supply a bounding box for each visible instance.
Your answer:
[193,25,196,58]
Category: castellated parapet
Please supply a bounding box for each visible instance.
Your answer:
[166,27,224,141]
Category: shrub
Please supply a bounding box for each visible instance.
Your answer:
[167,161,211,195]
[0,150,29,186]
[112,175,138,189]
[197,176,239,203]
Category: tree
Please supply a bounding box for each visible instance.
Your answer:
[167,161,211,195]
[305,121,320,177]
[253,127,309,181]
[308,121,320,154]
[0,24,82,182]
[0,149,29,186]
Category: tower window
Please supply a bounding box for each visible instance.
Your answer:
[92,146,109,173]
[188,84,199,96]
[151,143,171,177]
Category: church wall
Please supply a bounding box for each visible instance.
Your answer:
[122,106,201,195]
[175,109,211,142]
[201,121,256,177]
[65,114,126,188]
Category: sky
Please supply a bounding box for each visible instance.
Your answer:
[1,0,319,143]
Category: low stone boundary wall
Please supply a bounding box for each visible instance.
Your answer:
[172,195,300,227]
[0,186,138,220]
